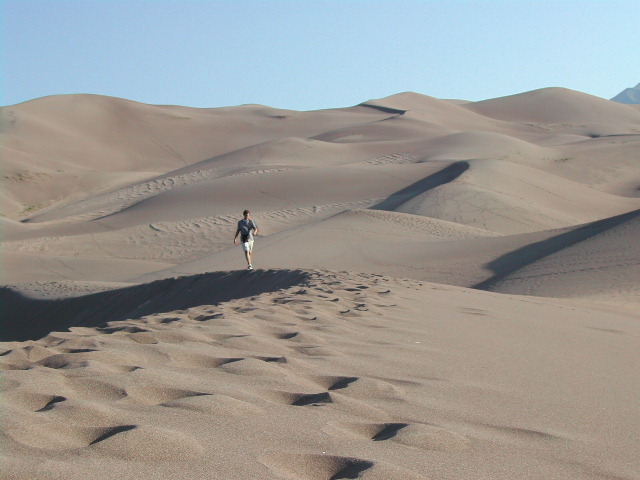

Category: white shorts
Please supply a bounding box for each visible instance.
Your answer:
[242,239,254,253]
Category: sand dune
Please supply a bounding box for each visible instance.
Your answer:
[1,94,394,220]
[2,271,639,479]
[131,205,639,304]
[480,208,640,302]
[550,134,640,196]
[411,130,555,161]
[2,87,640,479]
[361,92,519,133]
[0,269,310,341]
[377,159,640,234]
[131,207,505,284]
[465,87,640,133]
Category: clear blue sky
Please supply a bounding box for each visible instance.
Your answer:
[2,0,639,110]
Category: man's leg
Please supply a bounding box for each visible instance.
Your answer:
[243,241,253,267]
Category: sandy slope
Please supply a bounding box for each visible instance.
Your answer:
[2,271,639,480]
[481,209,640,303]
[464,87,640,132]
[1,95,394,219]
[2,87,640,479]
[373,159,638,234]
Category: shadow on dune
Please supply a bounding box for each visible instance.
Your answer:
[474,208,640,291]
[0,269,311,342]
[371,161,469,211]
[358,102,407,116]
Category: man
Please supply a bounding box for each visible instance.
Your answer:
[234,209,259,270]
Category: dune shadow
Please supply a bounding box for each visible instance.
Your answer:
[358,102,407,116]
[0,269,311,342]
[474,208,640,291]
[370,161,469,211]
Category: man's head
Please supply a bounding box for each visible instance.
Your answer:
[243,209,250,219]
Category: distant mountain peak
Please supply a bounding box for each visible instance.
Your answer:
[611,83,640,104]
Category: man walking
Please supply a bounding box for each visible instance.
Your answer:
[234,209,259,270]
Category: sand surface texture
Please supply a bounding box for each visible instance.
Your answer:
[1,88,639,479]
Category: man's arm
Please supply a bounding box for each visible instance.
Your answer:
[233,227,240,244]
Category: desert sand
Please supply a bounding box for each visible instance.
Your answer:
[1,88,639,479]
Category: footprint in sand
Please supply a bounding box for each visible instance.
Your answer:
[163,349,245,369]
[309,375,406,399]
[65,378,128,402]
[124,384,210,406]
[6,390,67,412]
[189,312,224,321]
[89,425,204,461]
[310,375,359,391]
[289,391,333,407]
[0,359,33,370]
[217,357,289,377]
[219,334,287,351]
[0,346,55,370]
[263,389,390,420]
[161,393,264,416]
[324,421,471,451]
[130,331,159,344]
[259,453,426,480]
[36,401,121,427]
[146,329,215,344]
[36,350,141,372]
[98,325,151,334]
[5,421,139,451]
[294,345,341,357]
[274,331,326,344]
